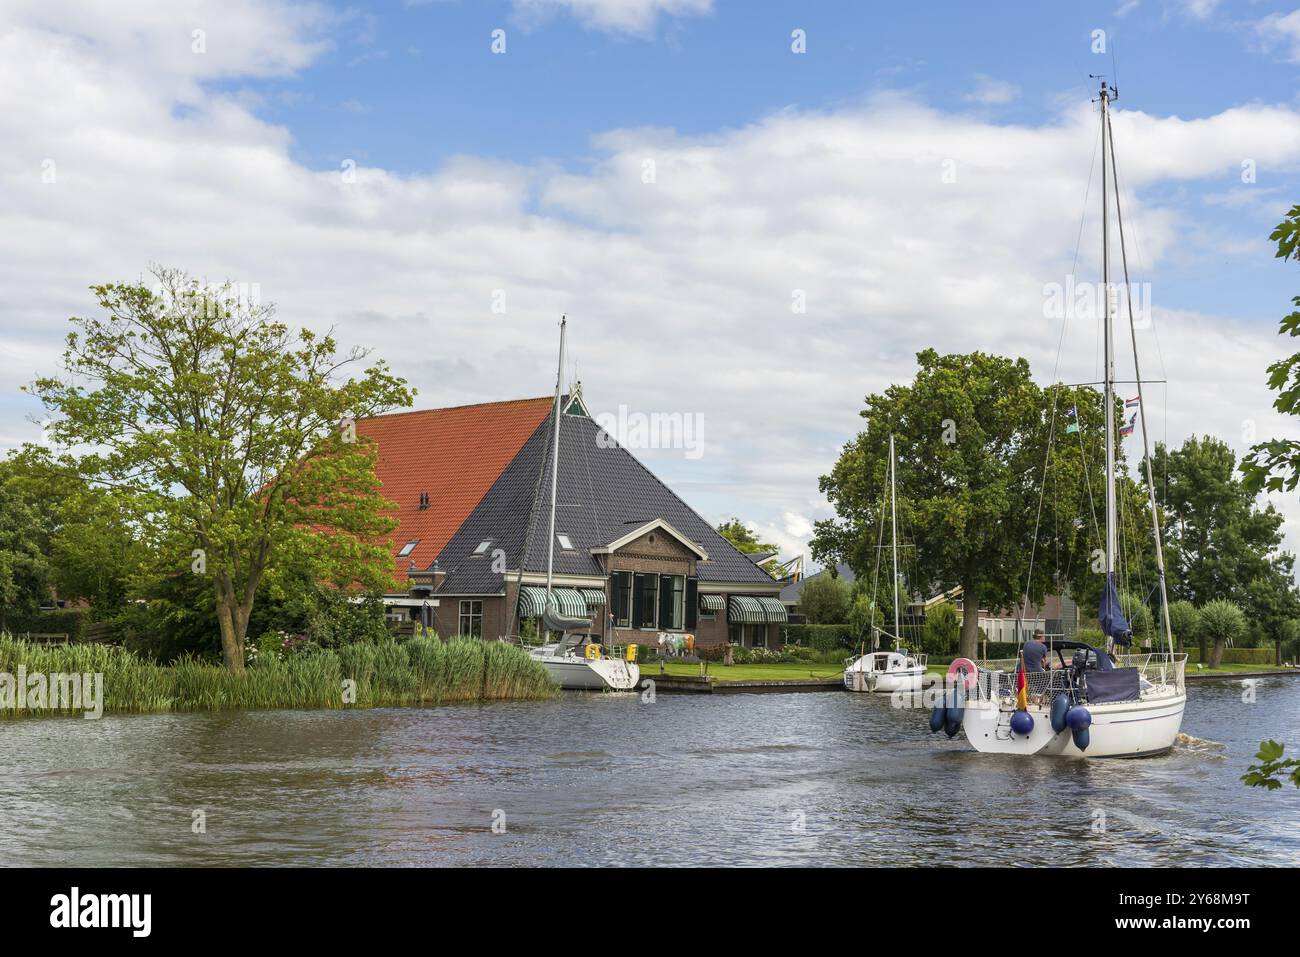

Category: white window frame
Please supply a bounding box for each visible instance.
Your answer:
[459,600,483,637]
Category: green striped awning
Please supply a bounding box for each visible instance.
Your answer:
[581,588,607,606]
[518,585,548,617]
[699,593,725,613]
[729,595,767,624]
[518,586,589,619]
[755,596,789,623]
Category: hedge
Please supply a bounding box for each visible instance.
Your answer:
[0,608,88,641]
[782,624,856,652]
[1186,647,1276,665]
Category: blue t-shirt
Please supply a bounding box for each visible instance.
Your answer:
[1022,639,1049,672]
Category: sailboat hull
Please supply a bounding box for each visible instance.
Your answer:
[532,653,640,691]
[961,693,1186,758]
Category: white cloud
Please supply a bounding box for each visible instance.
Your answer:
[1181,0,1221,19]
[3,1,1300,567]
[964,73,1020,106]
[1255,10,1300,63]
[510,0,712,36]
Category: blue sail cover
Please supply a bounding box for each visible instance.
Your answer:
[1098,572,1133,647]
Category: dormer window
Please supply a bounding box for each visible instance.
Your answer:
[397,540,419,557]
[557,534,574,551]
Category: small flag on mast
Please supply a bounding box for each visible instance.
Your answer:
[1119,412,1137,437]
[1065,406,1080,435]
[1125,395,1140,409]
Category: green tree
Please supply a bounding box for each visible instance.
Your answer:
[28,268,412,671]
[1166,599,1200,656]
[813,350,1103,660]
[1198,598,1246,669]
[1151,435,1298,649]
[1243,204,1300,492]
[799,572,852,624]
[921,601,960,656]
[0,468,50,631]
[716,518,779,578]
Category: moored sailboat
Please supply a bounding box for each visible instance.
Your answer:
[844,434,928,693]
[524,319,640,691]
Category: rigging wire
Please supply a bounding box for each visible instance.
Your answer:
[1107,105,1174,654]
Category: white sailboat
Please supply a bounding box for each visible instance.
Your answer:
[844,434,928,693]
[525,318,640,692]
[952,81,1186,757]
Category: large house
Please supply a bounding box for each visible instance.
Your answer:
[355,391,786,649]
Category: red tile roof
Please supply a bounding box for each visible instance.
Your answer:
[355,397,554,574]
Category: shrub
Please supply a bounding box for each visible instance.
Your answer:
[1186,647,1275,665]
[1075,626,1105,648]
[783,623,855,652]
[730,646,794,665]
[305,591,391,648]
[1,608,87,641]
[799,574,852,624]
[1199,599,1247,669]
[1167,600,1200,653]
[921,602,960,656]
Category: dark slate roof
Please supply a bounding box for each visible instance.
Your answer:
[434,410,780,595]
[780,562,856,603]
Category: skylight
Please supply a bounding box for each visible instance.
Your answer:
[397,540,419,557]
[474,540,492,554]
[557,534,574,550]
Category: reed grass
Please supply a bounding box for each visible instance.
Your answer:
[0,633,557,718]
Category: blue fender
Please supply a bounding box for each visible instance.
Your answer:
[929,705,947,734]
[1050,694,1070,734]
[1072,725,1091,752]
[1009,710,1035,736]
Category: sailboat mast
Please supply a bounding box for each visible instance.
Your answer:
[890,434,900,646]
[1105,105,1176,653]
[1100,82,1118,602]
[545,318,566,603]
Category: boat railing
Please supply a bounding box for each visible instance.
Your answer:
[967,653,1187,703]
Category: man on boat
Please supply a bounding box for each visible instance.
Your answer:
[1023,630,1049,672]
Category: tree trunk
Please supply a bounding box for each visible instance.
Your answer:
[1208,638,1226,670]
[1198,633,1208,664]
[959,579,980,661]
[214,578,246,674]
[1275,638,1282,668]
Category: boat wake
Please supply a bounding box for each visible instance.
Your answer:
[1174,732,1226,754]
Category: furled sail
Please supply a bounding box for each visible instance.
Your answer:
[1098,572,1133,647]
[542,594,592,633]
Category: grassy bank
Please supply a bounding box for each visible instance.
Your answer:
[649,661,846,682]
[0,634,558,717]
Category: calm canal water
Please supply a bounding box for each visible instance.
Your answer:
[2,677,1298,867]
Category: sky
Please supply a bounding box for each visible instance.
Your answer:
[4,0,1300,569]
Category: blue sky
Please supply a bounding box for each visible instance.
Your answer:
[6,0,1300,562]
[234,0,1300,321]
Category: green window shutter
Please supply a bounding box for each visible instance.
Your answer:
[685,578,698,630]
[632,574,645,627]
[659,575,674,630]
